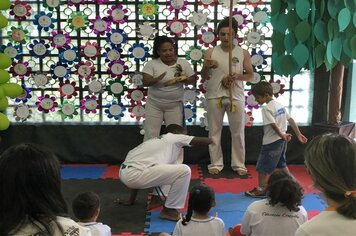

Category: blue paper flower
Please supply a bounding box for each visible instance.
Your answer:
[0,43,22,60]
[128,43,150,63]
[15,84,32,103]
[250,49,268,69]
[33,12,56,31]
[104,101,126,120]
[50,62,71,80]
[106,29,127,47]
[184,105,196,122]
[103,46,122,63]
[59,46,80,66]
[28,39,50,59]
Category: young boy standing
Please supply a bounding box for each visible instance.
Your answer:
[245,81,308,197]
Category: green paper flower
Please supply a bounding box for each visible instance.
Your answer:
[68,12,89,31]
[138,1,159,20]
[7,26,29,44]
[106,79,128,96]
[57,101,79,120]
[185,46,205,64]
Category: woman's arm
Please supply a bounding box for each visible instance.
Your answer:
[142,72,166,86]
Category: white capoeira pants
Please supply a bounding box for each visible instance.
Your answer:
[119,164,191,209]
[207,97,246,172]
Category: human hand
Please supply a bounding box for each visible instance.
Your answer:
[221,75,234,89]
[297,134,308,144]
[154,72,166,81]
[282,133,292,142]
[164,75,188,86]
[204,59,219,69]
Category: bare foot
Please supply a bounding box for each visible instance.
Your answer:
[236,169,248,176]
[159,207,180,221]
[147,195,164,210]
[208,168,220,175]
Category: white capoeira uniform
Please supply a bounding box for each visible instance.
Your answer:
[142,58,195,142]
[78,222,111,236]
[172,216,226,236]
[119,133,194,209]
[205,45,246,172]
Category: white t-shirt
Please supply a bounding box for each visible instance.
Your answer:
[11,216,92,236]
[240,199,307,236]
[123,133,194,170]
[142,58,195,103]
[172,216,225,236]
[295,211,356,236]
[262,100,291,145]
[78,222,111,236]
[205,45,245,101]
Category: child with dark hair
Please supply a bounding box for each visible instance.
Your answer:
[296,133,356,236]
[245,81,308,197]
[0,143,91,236]
[159,184,225,236]
[72,192,111,236]
[238,170,307,236]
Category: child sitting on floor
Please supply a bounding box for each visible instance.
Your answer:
[72,191,111,236]
[159,184,225,236]
[231,170,307,236]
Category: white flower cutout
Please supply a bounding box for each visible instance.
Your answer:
[184,89,199,104]
[137,22,157,39]
[189,11,209,28]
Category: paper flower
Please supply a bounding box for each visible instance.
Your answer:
[0,43,22,60]
[126,88,147,105]
[198,0,217,8]
[232,9,249,30]
[129,73,144,88]
[31,73,50,88]
[15,84,31,103]
[189,11,210,28]
[28,39,50,59]
[129,104,145,121]
[184,105,196,122]
[106,79,127,96]
[246,71,266,86]
[128,43,150,63]
[104,101,126,120]
[219,0,238,8]
[57,101,79,119]
[107,59,128,78]
[10,1,32,21]
[103,46,122,63]
[43,0,61,10]
[80,95,100,114]
[137,22,157,40]
[75,61,96,80]
[183,89,199,104]
[49,30,71,49]
[58,79,79,99]
[67,0,84,7]
[250,49,267,69]
[244,110,254,127]
[68,12,88,31]
[8,26,29,44]
[80,42,101,60]
[33,12,56,31]
[87,77,104,94]
[185,46,205,64]
[106,29,127,47]
[244,29,264,47]
[167,18,188,37]
[36,94,58,113]
[269,79,285,98]
[59,46,80,65]
[89,16,111,36]
[93,0,109,4]
[138,1,159,20]
[253,7,270,26]
[246,0,263,8]
[199,112,209,130]
[198,27,217,47]
[198,79,208,94]
[107,4,128,24]
[167,0,188,12]
[50,62,71,80]
[10,61,32,79]
[13,104,32,122]
[245,91,259,110]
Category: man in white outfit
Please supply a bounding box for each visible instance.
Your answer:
[119,124,212,221]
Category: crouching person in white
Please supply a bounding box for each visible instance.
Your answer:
[119,124,212,221]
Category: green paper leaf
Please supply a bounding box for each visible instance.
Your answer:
[315,43,326,68]
[326,41,334,64]
[296,0,310,20]
[284,33,297,53]
[272,54,283,76]
[280,55,299,77]
[295,21,311,42]
[320,0,325,17]
[286,10,299,30]
[273,14,288,33]
[353,12,356,27]
[327,19,334,40]
[327,0,342,19]
[350,34,356,58]
[286,0,296,10]
[271,0,281,16]
[271,31,285,55]
[331,38,342,60]
[340,51,352,67]
[314,20,328,43]
[292,43,309,67]
[344,0,356,12]
[338,8,351,31]
[343,38,353,58]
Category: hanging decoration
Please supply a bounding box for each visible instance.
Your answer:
[198,27,217,48]
[128,104,145,121]
[184,105,196,122]
[15,84,31,103]
[75,61,96,81]
[10,1,32,21]
[198,0,216,9]
[244,29,264,47]
[80,95,100,114]
[49,30,71,49]
[33,12,56,31]
[185,46,205,65]
[167,17,188,37]
[58,79,79,99]
[31,73,50,88]
[103,46,122,63]
[57,101,79,119]
[137,22,157,40]
[250,49,267,69]
[106,29,127,47]
[183,89,199,104]
[252,7,269,26]
[59,46,80,66]
[13,104,31,122]
[36,94,58,113]
[81,42,101,60]
[104,101,126,120]
[244,110,254,126]
[246,71,265,86]
[89,16,111,36]
[106,79,127,96]
[128,43,150,63]
[167,0,188,12]
[50,62,71,80]
[126,88,146,104]
[189,11,210,28]
[0,43,22,60]
[8,26,29,44]
[67,0,84,7]
[138,1,159,20]
[107,4,128,24]
[87,78,104,94]
[232,9,249,29]
[10,60,32,79]
[43,0,61,10]
[269,79,285,98]
[107,59,128,79]
[245,91,259,110]
[28,39,51,59]
[68,12,89,31]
